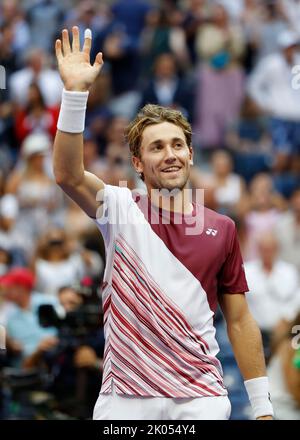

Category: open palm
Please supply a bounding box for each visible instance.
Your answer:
[55,26,103,92]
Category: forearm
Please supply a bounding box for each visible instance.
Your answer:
[220,294,273,418]
[53,129,85,186]
[226,311,266,380]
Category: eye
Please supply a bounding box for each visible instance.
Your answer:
[175,143,183,148]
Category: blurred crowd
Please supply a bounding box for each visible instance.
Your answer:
[0,0,300,420]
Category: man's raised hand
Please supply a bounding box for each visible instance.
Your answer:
[55,26,103,92]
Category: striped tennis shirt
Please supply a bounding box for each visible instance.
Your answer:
[94,185,248,398]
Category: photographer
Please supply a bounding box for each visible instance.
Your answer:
[38,282,104,418]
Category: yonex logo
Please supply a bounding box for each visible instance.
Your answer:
[206,228,218,236]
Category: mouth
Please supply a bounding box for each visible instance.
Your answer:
[161,166,182,173]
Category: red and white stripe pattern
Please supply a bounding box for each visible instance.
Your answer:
[100,234,227,398]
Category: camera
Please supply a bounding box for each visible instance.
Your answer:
[38,279,103,355]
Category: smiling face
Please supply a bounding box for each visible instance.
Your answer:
[132,122,193,192]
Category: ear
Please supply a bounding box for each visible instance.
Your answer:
[189,146,194,166]
[131,155,144,174]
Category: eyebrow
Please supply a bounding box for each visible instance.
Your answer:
[148,137,185,148]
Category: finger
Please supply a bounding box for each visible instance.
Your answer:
[72,25,80,52]
[83,28,92,56]
[55,39,63,62]
[93,52,104,69]
[62,28,71,55]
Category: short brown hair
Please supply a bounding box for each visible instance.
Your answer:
[125,104,192,158]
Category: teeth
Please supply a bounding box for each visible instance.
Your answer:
[163,167,180,172]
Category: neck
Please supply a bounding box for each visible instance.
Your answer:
[19,293,31,310]
[148,186,193,214]
[262,260,274,273]
[26,165,43,176]
[46,252,65,262]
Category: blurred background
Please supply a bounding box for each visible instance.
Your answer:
[0,0,300,420]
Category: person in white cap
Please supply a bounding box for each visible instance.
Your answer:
[5,133,62,243]
[248,28,300,173]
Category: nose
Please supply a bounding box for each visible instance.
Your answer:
[163,145,177,163]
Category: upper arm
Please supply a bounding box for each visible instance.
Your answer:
[58,170,105,219]
[217,219,249,296]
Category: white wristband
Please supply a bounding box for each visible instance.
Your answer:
[57,88,89,133]
[244,376,274,419]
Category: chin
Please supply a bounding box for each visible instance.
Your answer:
[161,178,187,192]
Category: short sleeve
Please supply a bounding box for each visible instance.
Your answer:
[93,184,134,248]
[218,221,249,295]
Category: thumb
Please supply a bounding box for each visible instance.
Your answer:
[93,52,104,70]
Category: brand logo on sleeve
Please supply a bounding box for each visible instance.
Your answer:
[206,228,218,236]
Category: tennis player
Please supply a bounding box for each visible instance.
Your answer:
[53,26,274,420]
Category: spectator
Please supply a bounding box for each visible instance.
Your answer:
[85,72,113,154]
[182,0,208,66]
[0,247,14,323]
[14,82,59,143]
[47,284,104,418]
[248,29,300,173]
[5,133,62,243]
[140,52,194,120]
[0,247,12,276]
[9,47,63,107]
[0,194,31,265]
[0,267,59,367]
[58,285,84,313]
[240,0,265,73]
[254,1,288,62]
[33,227,103,296]
[140,6,190,76]
[96,116,135,188]
[193,3,245,148]
[0,0,31,57]
[225,95,273,183]
[0,247,15,327]
[26,0,65,53]
[280,0,300,37]
[239,173,286,261]
[202,150,246,216]
[92,11,142,115]
[0,288,16,328]
[111,0,152,44]
[65,0,108,45]
[276,188,300,273]
[245,232,300,357]
[0,21,18,77]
